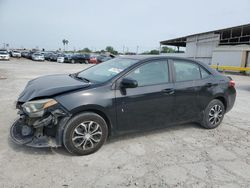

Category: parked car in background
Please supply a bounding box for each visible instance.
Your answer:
[11,50,22,58]
[68,54,90,64]
[48,53,63,61]
[96,54,113,63]
[31,53,45,61]
[26,52,34,59]
[43,52,53,61]
[57,54,65,63]
[89,54,98,64]
[63,54,73,63]
[48,53,57,61]
[10,56,236,155]
[21,51,30,58]
[0,50,10,60]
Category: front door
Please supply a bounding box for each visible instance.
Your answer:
[115,60,175,134]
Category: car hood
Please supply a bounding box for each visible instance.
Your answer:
[18,74,90,102]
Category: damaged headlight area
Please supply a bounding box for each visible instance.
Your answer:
[11,99,70,148]
[22,99,58,117]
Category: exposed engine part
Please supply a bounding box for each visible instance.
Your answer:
[35,127,44,138]
[33,115,53,128]
[51,109,66,125]
[10,120,34,145]
[10,108,69,147]
[21,125,33,136]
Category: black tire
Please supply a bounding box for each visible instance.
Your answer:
[200,99,225,129]
[63,112,108,155]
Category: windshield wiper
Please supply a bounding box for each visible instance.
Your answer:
[69,73,91,83]
[76,76,90,83]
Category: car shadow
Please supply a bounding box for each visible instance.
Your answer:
[106,122,202,145]
[236,85,250,92]
[7,137,72,156]
[8,122,202,156]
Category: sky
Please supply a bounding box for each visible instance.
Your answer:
[0,0,250,53]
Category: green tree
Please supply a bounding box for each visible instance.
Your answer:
[141,49,160,55]
[62,39,69,51]
[150,50,159,54]
[81,48,92,53]
[161,46,175,53]
[105,46,118,55]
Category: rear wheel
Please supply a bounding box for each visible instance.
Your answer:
[63,112,108,155]
[200,99,225,129]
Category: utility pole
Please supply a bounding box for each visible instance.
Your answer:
[136,45,139,54]
[122,45,125,54]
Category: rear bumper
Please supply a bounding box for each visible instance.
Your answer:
[226,87,236,113]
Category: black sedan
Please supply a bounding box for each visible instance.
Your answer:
[48,53,63,61]
[11,56,236,155]
[96,54,113,63]
[66,54,90,64]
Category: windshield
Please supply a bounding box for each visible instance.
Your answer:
[77,58,138,83]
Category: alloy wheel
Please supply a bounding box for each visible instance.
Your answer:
[72,121,102,150]
[208,104,223,125]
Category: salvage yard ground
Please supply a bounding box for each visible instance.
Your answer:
[0,59,250,188]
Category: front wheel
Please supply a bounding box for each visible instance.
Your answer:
[63,112,108,155]
[200,99,225,129]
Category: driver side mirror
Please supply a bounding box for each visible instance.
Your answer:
[120,78,138,88]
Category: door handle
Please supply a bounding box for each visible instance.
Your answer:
[205,83,218,87]
[205,83,213,87]
[161,88,175,95]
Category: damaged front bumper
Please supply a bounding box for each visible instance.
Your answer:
[10,102,70,148]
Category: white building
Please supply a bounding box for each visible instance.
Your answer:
[160,24,250,68]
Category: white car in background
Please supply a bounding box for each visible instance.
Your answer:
[32,53,45,61]
[0,50,10,60]
[57,55,64,63]
[11,50,21,58]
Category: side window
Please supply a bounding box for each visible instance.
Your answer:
[200,67,210,79]
[125,61,169,86]
[174,60,201,82]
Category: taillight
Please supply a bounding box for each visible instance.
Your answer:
[229,80,235,87]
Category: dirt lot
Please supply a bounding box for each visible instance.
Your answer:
[0,58,250,188]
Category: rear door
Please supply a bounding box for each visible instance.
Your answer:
[194,66,219,112]
[171,59,202,122]
[115,59,175,134]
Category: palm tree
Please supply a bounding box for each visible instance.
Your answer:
[62,39,69,51]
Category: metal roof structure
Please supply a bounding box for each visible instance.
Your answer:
[160,24,250,47]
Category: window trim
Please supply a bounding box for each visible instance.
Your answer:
[171,59,201,82]
[199,66,211,80]
[119,59,171,88]
[171,59,212,83]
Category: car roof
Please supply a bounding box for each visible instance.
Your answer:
[118,55,196,61]
[118,55,218,75]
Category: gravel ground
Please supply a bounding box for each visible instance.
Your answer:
[0,58,250,188]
